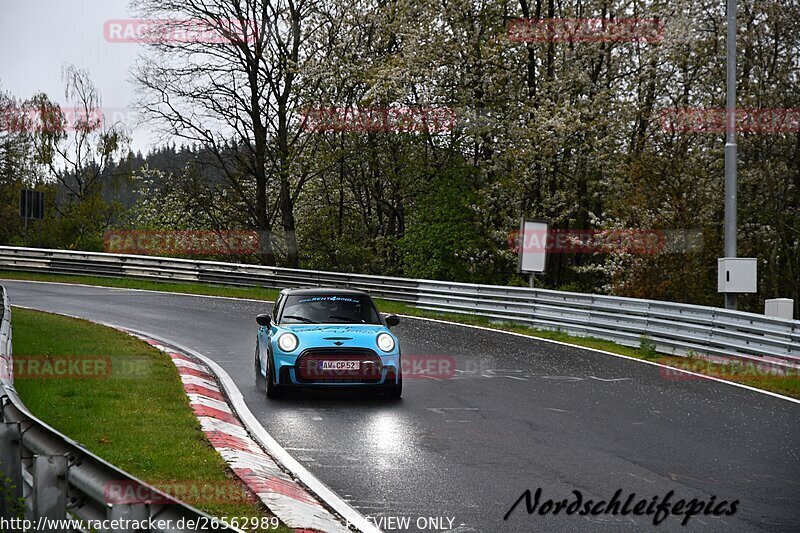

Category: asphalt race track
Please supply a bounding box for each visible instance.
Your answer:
[3,280,798,532]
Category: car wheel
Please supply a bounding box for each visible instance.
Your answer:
[255,342,265,389]
[385,374,402,399]
[265,351,284,399]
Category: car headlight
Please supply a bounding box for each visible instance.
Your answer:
[278,333,299,352]
[376,333,395,352]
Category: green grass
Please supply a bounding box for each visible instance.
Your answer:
[3,270,798,399]
[10,307,292,532]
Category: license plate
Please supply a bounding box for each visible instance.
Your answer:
[321,360,360,371]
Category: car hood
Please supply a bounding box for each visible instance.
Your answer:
[277,324,393,350]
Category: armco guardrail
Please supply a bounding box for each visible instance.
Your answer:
[0,285,240,532]
[0,246,798,367]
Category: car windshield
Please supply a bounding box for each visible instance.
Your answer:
[280,294,381,324]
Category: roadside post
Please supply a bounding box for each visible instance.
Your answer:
[19,189,44,246]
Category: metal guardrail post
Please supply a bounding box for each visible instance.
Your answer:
[0,421,23,522]
[107,501,150,532]
[709,307,719,357]
[0,423,22,520]
[32,454,68,527]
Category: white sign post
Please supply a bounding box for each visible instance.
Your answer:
[518,220,548,287]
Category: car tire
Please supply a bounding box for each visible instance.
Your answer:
[255,343,265,389]
[265,351,284,399]
[385,374,402,399]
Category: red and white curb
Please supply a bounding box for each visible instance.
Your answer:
[134,333,355,533]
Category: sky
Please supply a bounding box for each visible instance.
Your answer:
[0,0,158,152]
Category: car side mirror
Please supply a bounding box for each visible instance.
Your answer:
[256,314,271,327]
[385,314,400,328]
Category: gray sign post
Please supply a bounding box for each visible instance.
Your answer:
[723,0,738,309]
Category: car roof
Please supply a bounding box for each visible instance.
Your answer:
[280,287,371,297]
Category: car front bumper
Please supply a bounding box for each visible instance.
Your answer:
[274,349,400,387]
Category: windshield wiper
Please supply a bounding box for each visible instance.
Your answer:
[327,316,368,323]
[282,315,318,324]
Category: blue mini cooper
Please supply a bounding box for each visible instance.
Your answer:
[255,288,402,398]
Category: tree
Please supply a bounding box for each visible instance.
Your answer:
[32,65,128,203]
[132,0,332,266]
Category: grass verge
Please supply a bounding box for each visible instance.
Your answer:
[10,306,292,532]
[3,270,798,399]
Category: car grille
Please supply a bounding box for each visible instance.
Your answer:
[296,348,383,383]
